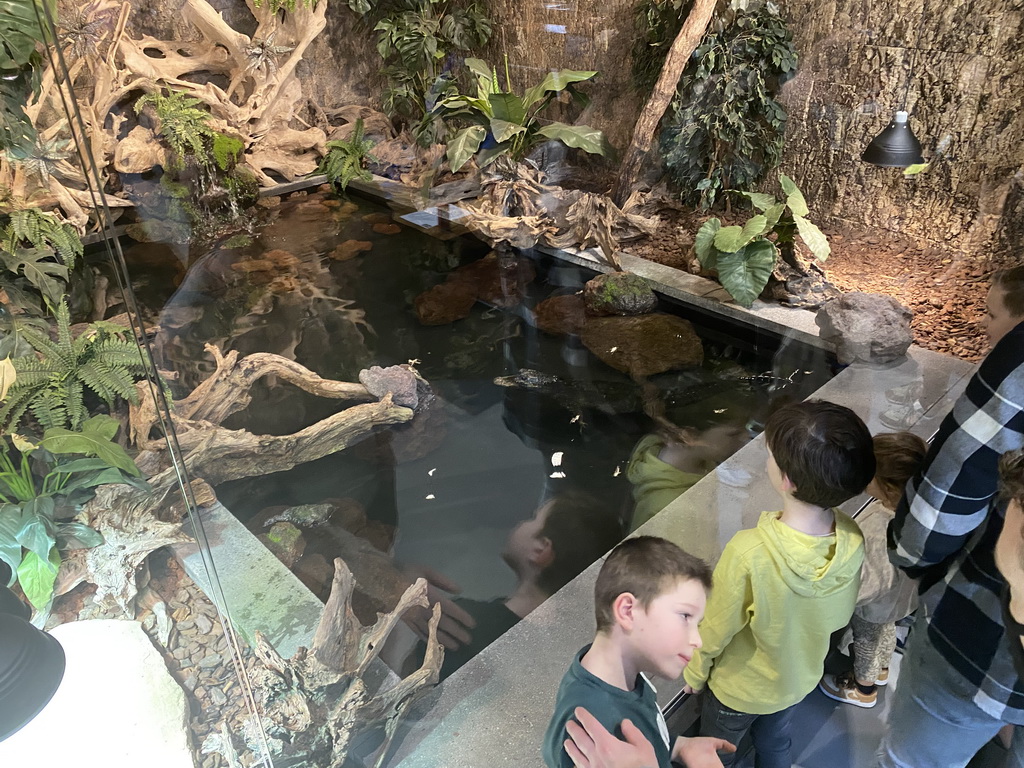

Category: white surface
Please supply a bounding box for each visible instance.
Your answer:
[0,619,192,768]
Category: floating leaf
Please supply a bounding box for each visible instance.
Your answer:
[903,162,931,177]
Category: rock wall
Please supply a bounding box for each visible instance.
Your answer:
[775,0,1024,259]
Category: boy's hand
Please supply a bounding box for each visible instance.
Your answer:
[682,684,701,695]
[671,736,735,767]
[400,565,476,649]
[564,707,657,768]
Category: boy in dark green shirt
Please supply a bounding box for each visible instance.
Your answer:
[543,536,734,768]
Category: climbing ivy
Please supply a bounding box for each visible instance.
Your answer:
[658,1,797,209]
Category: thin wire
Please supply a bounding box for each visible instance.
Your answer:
[30,3,274,764]
[900,2,928,111]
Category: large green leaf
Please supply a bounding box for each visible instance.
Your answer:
[764,203,786,232]
[56,521,103,551]
[713,225,747,254]
[0,502,25,583]
[524,69,597,109]
[7,247,68,308]
[716,239,778,308]
[14,496,54,561]
[445,125,486,173]
[0,0,50,70]
[694,218,721,268]
[739,191,777,212]
[489,118,526,143]
[779,173,809,217]
[794,214,831,261]
[16,545,59,611]
[536,122,605,155]
[39,414,140,476]
[488,92,526,125]
[464,57,496,97]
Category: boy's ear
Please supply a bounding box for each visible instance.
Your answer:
[612,592,639,630]
[779,471,798,494]
[530,536,555,569]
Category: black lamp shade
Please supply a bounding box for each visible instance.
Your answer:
[0,613,66,741]
[863,111,924,168]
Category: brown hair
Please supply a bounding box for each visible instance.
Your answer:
[872,432,928,508]
[594,536,711,632]
[764,400,875,509]
[999,449,1024,508]
[538,492,624,596]
[993,266,1024,318]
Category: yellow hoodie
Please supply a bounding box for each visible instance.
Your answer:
[683,510,864,714]
[627,434,704,530]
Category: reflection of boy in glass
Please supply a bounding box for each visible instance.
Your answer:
[628,417,751,531]
[431,492,624,680]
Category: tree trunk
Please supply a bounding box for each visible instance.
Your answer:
[611,0,717,206]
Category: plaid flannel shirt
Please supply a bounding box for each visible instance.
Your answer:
[889,320,1024,722]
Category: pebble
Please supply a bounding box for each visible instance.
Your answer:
[183,673,199,691]
[199,653,223,669]
[210,688,228,707]
[194,615,213,635]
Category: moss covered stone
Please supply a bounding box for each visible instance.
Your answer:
[583,272,658,317]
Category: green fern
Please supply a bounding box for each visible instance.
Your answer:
[317,119,378,191]
[1,301,149,431]
[135,90,218,169]
[3,208,83,269]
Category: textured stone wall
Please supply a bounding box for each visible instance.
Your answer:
[775,0,1024,258]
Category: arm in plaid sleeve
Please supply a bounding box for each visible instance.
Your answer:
[889,324,1024,575]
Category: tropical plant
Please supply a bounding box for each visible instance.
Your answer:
[317,119,378,191]
[0,418,146,614]
[0,300,149,431]
[430,57,606,174]
[0,207,83,312]
[135,90,242,171]
[658,0,797,209]
[631,0,693,94]
[368,0,493,141]
[0,0,51,155]
[694,173,829,307]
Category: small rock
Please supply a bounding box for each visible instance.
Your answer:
[198,653,222,669]
[257,522,306,568]
[581,313,704,377]
[413,281,476,325]
[194,614,213,635]
[816,292,914,364]
[330,239,373,261]
[535,294,587,336]
[183,673,199,692]
[583,273,658,317]
[359,365,419,408]
[372,222,402,235]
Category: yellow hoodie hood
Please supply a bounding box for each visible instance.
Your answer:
[756,510,863,598]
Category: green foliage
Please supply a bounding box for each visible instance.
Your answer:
[0,301,149,431]
[136,89,241,171]
[4,207,82,269]
[631,0,692,93]
[367,0,493,141]
[251,0,315,12]
[659,1,797,209]
[317,119,378,191]
[694,173,829,307]
[0,422,147,614]
[429,57,606,173]
[0,0,52,155]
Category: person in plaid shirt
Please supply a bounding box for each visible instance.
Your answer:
[879,266,1024,767]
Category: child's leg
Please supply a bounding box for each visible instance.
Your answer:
[699,687,757,767]
[749,704,796,768]
[852,614,889,686]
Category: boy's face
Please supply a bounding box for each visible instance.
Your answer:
[995,498,1024,615]
[629,578,706,680]
[983,286,1021,348]
[501,500,554,572]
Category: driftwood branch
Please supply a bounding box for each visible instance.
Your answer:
[251,558,443,767]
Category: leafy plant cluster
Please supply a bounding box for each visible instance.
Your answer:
[0,207,83,313]
[361,0,493,142]
[631,0,693,94]
[0,416,146,614]
[135,90,243,172]
[318,119,379,191]
[0,0,50,155]
[1,300,147,432]
[695,174,829,307]
[431,58,606,173]
[658,0,798,209]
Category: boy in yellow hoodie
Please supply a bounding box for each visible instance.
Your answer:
[682,400,873,768]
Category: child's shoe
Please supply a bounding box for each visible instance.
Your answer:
[818,672,878,708]
[875,668,889,686]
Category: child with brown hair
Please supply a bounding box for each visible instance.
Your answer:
[818,431,927,708]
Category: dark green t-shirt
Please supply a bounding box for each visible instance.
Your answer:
[542,645,672,768]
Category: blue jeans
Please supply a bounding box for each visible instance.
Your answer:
[699,686,795,768]
[876,628,1024,768]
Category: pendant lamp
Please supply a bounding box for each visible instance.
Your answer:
[0,589,66,742]
[862,110,924,167]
